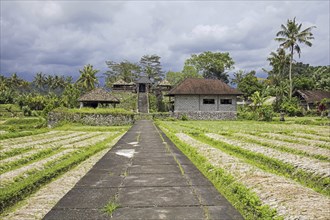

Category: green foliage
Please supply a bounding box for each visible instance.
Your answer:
[76,64,99,92]
[184,51,235,83]
[180,114,189,121]
[232,70,264,99]
[280,97,303,116]
[148,93,157,113]
[112,92,137,111]
[22,106,32,116]
[0,117,47,131]
[238,105,275,122]
[166,67,202,85]
[258,105,275,121]
[102,200,120,216]
[140,54,164,82]
[61,84,81,108]
[275,17,316,97]
[105,60,141,85]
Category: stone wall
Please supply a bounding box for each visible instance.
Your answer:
[171,111,237,120]
[48,112,134,127]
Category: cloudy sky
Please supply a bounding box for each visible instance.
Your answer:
[1,0,329,81]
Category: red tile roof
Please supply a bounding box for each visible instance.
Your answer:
[167,78,241,95]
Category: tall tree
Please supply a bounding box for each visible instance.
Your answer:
[76,64,99,92]
[33,72,46,90]
[275,17,315,98]
[140,55,163,82]
[184,51,234,83]
[266,48,290,103]
[232,70,263,100]
[105,60,141,85]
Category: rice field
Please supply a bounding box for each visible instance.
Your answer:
[0,125,129,218]
[157,120,330,220]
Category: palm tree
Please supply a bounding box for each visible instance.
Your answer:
[33,72,46,90]
[77,64,99,91]
[275,17,315,98]
[267,48,290,79]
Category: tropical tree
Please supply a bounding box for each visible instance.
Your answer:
[140,54,164,82]
[275,17,315,98]
[184,51,234,83]
[232,70,264,100]
[266,48,290,109]
[33,72,46,90]
[76,64,99,92]
[166,66,201,85]
[105,60,141,85]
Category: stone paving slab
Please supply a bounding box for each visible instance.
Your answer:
[208,206,244,219]
[128,164,181,174]
[44,120,243,220]
[75,173,123,188]
[43,208,109,220]
[53,188,117,209]
[132,157,178,165]
[118,186,200,207]
[111,207,205,220]
[123,173,188,187]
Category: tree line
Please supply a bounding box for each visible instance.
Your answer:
[0,17,329,117]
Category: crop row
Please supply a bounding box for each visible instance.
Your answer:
[157,121,330,219]
[0,129,127,213]
[176,122,330,161]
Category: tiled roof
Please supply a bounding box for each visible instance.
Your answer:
[295,90,330,103]
[167,78,242,95]
[78,88,120,103]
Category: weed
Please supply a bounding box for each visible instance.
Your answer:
[102,200,120,216]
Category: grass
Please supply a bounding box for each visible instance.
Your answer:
[0,123,129,213]
[157,122,281,220]
[54,122,130,132]
[157,119,329,219]
[102,200,120,216]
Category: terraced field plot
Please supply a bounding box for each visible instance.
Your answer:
[157,120,330,220]
[0,125,128,218]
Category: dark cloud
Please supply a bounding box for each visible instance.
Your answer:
[0,1,329,80]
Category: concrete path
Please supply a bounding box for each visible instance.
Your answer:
[44,120,243,220]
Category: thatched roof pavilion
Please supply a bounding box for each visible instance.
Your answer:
[78,88,120,108]
[112,79,135,91]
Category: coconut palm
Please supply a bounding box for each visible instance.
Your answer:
[267,48,290,79]
[33,72,46,90]
[77,64,99,91]
[275,17,315,98]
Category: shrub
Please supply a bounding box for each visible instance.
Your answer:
[280,98,303,116]
[257,105,275,121]
[22,105,32,116]
[180,114,189,121]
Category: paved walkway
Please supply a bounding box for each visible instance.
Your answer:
[44,120,242,219]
